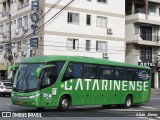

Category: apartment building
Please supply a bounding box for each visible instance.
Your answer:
[0,0,125,78]
[125,0,160,89]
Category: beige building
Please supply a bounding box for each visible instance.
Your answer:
[0,0,125,79]
[125,0,160,89]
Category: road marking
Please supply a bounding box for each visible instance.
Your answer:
[150,98,160,100]
[140,106,156,110]
[137,117,148,119]
[108,109,143,111]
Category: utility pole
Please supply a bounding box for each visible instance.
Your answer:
[8,12,13,65]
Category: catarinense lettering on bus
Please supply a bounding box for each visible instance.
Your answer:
[64,79,148,91]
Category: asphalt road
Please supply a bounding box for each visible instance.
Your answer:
[0,95,159,120]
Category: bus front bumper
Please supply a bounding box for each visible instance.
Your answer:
[11,92,42,107]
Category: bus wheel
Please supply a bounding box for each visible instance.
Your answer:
[36,107,45,111]
[102,105,111,109]
[58,96,70,112]
[123,96,132,108]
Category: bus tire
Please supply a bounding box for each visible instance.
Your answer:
[58,96,70,112]
[123,96,132,108]
[102,105,111,108]
[36,107,45,111]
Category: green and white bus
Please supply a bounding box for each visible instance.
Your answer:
[11,56,151,111]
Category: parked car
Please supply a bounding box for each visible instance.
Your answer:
[0,81,12,97]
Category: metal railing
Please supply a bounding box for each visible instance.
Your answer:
[126,8,147,16]
[18,2,29,10]
[1,11,10,17]
[140,34,160,42]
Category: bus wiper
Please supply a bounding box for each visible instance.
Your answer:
[14,73,26,90]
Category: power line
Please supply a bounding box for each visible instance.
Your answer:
[20,0,76,41]
[15,0,63,42]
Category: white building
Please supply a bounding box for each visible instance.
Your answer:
[125,0,160,89]
[0,0,125,78]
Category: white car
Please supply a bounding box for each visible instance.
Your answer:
[0,82,12,97]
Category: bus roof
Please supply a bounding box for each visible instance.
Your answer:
[22,55,150,69]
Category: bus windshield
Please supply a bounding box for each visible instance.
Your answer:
[13,64,41,92]
[12,62,65,92]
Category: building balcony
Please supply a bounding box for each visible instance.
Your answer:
[126,34,160,46]
[126,8,160,25]
[17,2,29,10]
[1,11,10,17]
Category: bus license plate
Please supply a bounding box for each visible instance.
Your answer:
[18,101,23,105]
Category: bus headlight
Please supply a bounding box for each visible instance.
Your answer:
[29,94,40,99]
[11,93,14,97]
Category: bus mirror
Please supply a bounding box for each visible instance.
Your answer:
[7,65,19,76]
[36,65,55,78]
[7,65,19,81]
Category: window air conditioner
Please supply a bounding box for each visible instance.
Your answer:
[14,52,18,57]
[107,28,113,34]
[14,29,19,34]
[103,52,108,59]
[3,32,7,38]
[32,50,36,55]
[22,26,28,31]
[21,50,27,56]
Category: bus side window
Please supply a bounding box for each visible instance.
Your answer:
[73,63,82,78]
[113,67,125,80]
[63,64,73,81]
[126,69,138,81]
[99,66,113,80]
[82,64,97,79]
[41,67,55,88]
[62,63,82,81]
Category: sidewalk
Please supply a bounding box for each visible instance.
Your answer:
[151,88,160,95]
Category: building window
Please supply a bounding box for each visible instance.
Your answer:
[149,3,156,13]
[86,15,91,25]
[2,1,10,15]
[140,26,152,41]
[17,41,21,51]
[23,15,28,26]
[97,0,107,3]
[67,38,79,50]
[18,18,22,28]
[83,64,97,79]
[18,0,29,10]
[96,41,107,51]
[67,12,79,24]
[23,0,29,7]
[140,46,152,63]
[0,45,4,52]
[0,24,4,33]
[5,23,9,32]
[14,20,16,24]
[86,40,91,51]
[23,40,27,49]
[96,16,107,27]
